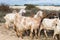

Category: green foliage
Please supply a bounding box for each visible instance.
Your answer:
[25,4,36,10]
[24,4,40,16]
[0,3,12,12]
[0,11,7,23]
[30,7,40,14]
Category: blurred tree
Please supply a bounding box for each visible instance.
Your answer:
[24,4,40,17]
[0,3,11,12]
[24,4,36,10]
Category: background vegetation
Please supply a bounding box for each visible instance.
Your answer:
[0,4,60,22]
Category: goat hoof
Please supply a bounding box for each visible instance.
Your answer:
[17,36,20,38]
[16,34,20,38]
[35,36,38,39]
[21,37,23,39]
[30,36,33,39]
[38,35,40,38]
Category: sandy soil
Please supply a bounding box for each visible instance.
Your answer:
[0,23,57,40]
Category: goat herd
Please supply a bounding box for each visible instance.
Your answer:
[3,9,60,40]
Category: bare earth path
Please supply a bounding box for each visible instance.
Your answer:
[0,23,57,40]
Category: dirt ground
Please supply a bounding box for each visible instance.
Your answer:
[0,23,58,40]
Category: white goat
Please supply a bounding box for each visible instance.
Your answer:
[39,18,58,37]
[4,13,16,29]
[14,11,44,38]
[4,9,26,29]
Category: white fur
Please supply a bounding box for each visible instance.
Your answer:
[14,11,43,38]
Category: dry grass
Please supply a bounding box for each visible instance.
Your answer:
[0,23,58,40]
